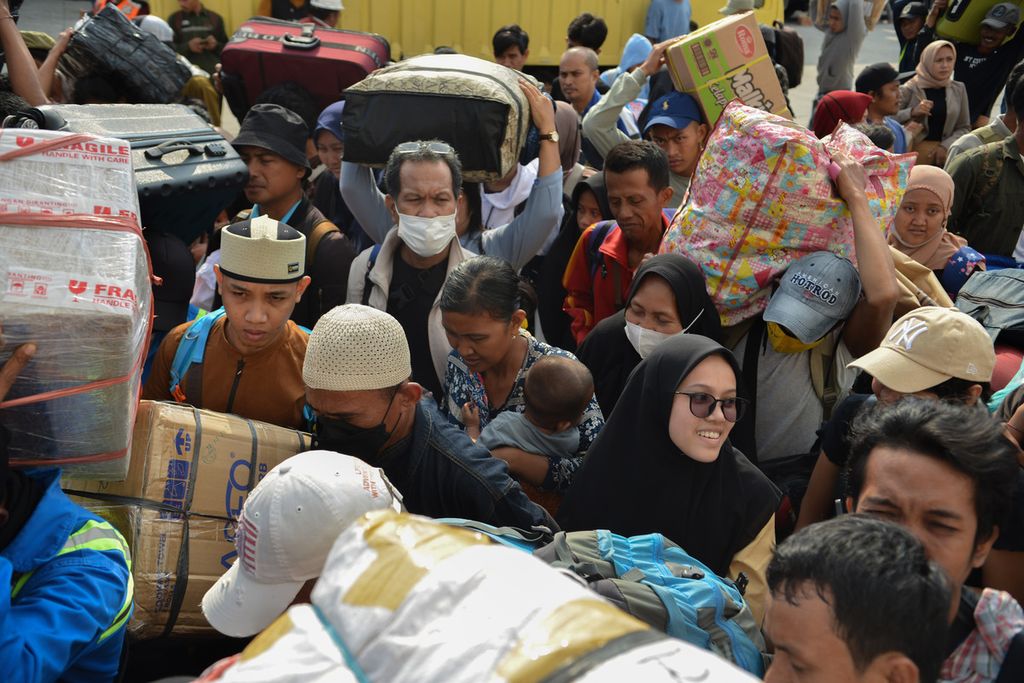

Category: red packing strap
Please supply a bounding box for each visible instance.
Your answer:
[0,133,99,162]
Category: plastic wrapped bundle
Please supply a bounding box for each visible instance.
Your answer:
[0,128,151,480]
[311,510,653,682]
[660,102,914,327]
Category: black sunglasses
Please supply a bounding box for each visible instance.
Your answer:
[674,391,748,423]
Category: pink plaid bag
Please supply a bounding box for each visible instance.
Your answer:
[659,101,915,326]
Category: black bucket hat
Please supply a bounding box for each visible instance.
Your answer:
[233,103,311,170]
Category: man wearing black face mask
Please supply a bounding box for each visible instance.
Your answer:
[303,304,555,530]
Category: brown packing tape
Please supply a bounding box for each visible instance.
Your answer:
[496,599,650,682]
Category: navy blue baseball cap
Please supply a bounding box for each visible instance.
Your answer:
[644,92,703,133]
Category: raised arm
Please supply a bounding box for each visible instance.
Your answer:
[340,162,394,245]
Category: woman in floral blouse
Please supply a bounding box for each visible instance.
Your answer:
[439,256,604,492]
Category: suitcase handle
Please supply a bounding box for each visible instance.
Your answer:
[144,140,226,160]
[282,23,320,50]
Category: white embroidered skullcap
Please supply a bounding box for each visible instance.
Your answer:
[219,215,306,283]
[303,304,412,391]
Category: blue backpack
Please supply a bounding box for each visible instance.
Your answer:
[534,530,767,676]
[168,308,310,410]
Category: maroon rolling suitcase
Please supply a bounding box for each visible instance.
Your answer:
[221,17,389,118]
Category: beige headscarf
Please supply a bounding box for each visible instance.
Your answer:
[888,165,966,270]
[553,100,583,177]
[911,40,957,89]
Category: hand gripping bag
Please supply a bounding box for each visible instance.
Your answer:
[659,101,914,326]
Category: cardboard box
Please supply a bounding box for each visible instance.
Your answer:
[64,400,312,639]
[665,11,791,125]
[0,129,149,481]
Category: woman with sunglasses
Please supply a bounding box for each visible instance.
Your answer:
[558,334,780,624]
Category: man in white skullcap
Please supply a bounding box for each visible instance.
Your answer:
[303,304,556,530]
[144,216,312,430]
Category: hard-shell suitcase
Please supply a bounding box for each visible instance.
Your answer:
[60,5,191,104]
[5,104,247,245]
[342,53,536,183]
[220,17,390,115]
[937,0,1024,45]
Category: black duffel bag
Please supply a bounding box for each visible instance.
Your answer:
[60,5,191,104]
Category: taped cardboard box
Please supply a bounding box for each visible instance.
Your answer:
[65,400,312,639]
[0,128,150,481]
[665,11,791,125]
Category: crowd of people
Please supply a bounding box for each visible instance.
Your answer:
[2,0,1024,680]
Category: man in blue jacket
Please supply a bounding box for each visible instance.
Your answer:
[0,341,133,681]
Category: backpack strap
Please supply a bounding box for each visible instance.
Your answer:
[361,243,383,307]
[586,221,617,282]
[168,308,227,404]
[810,334,840,420]
[977,142,1006,205]
[306,220,340,275]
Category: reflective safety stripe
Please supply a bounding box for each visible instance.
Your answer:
[10,519,134,643]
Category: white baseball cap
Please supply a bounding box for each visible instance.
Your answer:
[202,450,403,638]
[311,0,343,10]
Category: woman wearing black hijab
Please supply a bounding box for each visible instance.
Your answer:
[577,254,722,418]
[558,334,780,624]
[536,174,613,353]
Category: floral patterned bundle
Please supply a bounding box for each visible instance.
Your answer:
[659,102,915,327]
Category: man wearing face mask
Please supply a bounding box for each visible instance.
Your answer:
[303,304,555,530]
[725,156,899,475]
[345,140,469,399]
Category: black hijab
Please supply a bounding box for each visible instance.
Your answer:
[536,174,613,352]
[558,334,780,576]
[577,254,723,419]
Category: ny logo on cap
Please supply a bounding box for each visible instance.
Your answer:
[888,318,928,351]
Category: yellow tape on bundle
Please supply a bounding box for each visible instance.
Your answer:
[240,612,295,662]
[343,511,491,611]
[496,599,649,682]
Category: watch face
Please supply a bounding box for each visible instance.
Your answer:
[542,131,560,142]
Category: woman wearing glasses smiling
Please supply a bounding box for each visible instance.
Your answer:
[558,333,781,624]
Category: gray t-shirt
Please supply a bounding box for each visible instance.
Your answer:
[478,411,580,460]
[733,329,851,462]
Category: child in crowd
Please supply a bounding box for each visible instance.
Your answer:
[463,355,594,462]
[813,0,868,109]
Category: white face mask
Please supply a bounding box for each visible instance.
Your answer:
[624,309,705,359]
[397,210,458,258]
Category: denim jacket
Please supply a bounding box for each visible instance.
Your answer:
[376,400,556,531]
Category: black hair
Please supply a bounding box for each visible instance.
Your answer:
[439,256,529,322]
[493,24,529,56]
[767,515,950,683]
[72,75,122,104]
[433,45,458,54]
[567,12,607,50]
[855,122,895,151]
[999,58,1024,113]
[524,355,594,430]
[254,82,319,139]
[460,180,483,236]
[603,140,670,191]
[383,139,463,200]
[927,376,993,403]
[847,398,1019,545]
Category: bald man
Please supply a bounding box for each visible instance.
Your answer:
[560,47,639,169]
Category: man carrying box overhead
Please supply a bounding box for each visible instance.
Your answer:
[583,38,708,208]
[144,216,312,431]
[0,340,133,680]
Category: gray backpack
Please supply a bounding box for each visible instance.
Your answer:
[956,268,1024,345]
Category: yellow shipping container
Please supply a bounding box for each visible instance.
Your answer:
[148,0,782,67]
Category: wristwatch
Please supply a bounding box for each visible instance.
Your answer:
[539,130,560,143]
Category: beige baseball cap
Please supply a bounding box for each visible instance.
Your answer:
[219,215,306,283]
[848,307,994,393]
